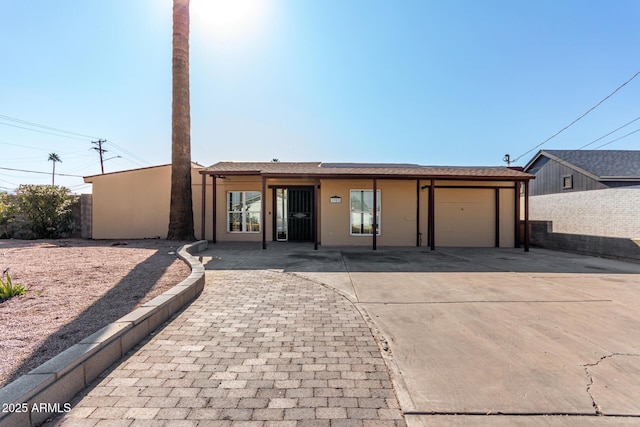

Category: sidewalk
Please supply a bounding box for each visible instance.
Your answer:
[50,268,405,426]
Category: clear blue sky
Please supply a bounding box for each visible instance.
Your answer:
[1,0,639,193]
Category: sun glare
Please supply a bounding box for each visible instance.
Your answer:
[190,0,269,43]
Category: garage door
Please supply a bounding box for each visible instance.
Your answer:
[434,188,494,247]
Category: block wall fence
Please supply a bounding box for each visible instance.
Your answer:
[529,187,640,239]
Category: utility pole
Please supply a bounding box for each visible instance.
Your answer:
[92,139,107,174]
[503,154,511,167]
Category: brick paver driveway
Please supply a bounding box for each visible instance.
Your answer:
[54,269,405,426]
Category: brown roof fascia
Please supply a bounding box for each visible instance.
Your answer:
[260,172,533,181]
[199,170,261,176]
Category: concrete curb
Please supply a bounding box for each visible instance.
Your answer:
[0,240,208,427]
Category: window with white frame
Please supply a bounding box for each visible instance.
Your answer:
[350,190,380,235]
[227,191,261,233]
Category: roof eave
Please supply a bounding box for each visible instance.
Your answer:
[83,163,172,181]
[200,170,261,176]
[527,151,601,181]
[523,150,545,172]
[599,176,640,181]
[257,172,533,180]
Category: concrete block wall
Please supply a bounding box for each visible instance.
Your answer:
[529,187,640,238]
[80,194,92,239]
[530,221,640,261]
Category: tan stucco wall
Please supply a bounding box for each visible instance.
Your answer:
[499,187,516,247]
[192,173,213,240]
[89,168,518,248]
[88,165,203,239]
[320,180,417,246]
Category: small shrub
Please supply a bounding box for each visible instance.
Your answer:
[0,193,14,238]
[0,270,26,301]
[14,185,76,239]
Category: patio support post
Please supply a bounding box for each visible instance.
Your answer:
[524,180,530,252]
[314,178,319,250]
[372,178,378,250]
[201,173,206,240]
[416,180,420,246]
[271,187,276,243]
[262,175,267,250]
[494,188,500,247]
[212,175,217,243]
[514,181,521,248]
[429,179,435,250]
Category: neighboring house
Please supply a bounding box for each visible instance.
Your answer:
[84,163,204,239]
[524,150,640,196]
[197,162,534,249]
[524,150,640,239]
[84,161,535,249]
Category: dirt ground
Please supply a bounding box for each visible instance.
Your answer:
[0,238,191,388]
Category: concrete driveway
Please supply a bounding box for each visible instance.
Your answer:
[200,243,640,426]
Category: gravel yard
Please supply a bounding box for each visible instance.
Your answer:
[0,238,191,388]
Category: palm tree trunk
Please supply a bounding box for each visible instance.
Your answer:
[52,161,56,186]
[167,0,195,240]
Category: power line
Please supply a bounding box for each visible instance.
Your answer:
[0,140,53,151]
[0,122,93,142]
[592,127,640,150]
[0,114,101,140]
[0,177,19,187]
[2,151,94,163]
[511,114,640,171]
[103,140,151,167]
[64,160,102,174]
[575,115,640,150]
[0,166,84,178]
[513,70,640,162]
[0,115,155,169]
[520,127,640,172]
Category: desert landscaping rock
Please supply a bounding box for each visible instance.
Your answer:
[0,239,190,387]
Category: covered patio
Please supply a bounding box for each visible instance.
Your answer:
[198,162,534,251]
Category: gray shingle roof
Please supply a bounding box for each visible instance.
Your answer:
[539,150,640,178]
[201,161,533,179]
